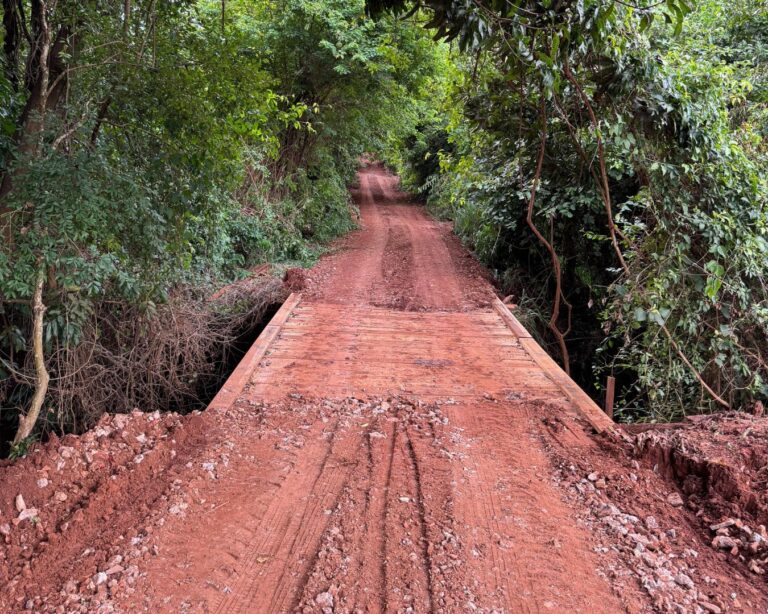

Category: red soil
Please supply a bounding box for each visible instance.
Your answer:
[1,164,766,613]
[301,163,495,311]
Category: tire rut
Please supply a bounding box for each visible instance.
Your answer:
[373,224,415,310]
[402,422,436,609]
[213,416,363,614]
[294,401,483,613]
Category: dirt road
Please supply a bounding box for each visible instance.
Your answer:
[2,164,767,613]
[134,165,625,613]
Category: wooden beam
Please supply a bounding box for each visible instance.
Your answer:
[207,292,302,411]
[604,376,616,419]
[493,299,615,434]
[492,298,532,338]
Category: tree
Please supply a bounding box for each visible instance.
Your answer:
[386,1,768,419]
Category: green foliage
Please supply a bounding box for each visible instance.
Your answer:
[0,0,439,448]
[392,1,768,421]
[8,435,36,460]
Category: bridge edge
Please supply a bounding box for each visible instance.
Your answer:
[493,298,615,434]
[207,292,303,412]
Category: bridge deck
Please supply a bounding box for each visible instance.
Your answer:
[212,294,613,433]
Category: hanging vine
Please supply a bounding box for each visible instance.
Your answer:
[524,100,573,374]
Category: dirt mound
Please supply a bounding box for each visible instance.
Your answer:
[633,413,768,578]
[540,410,768,612]
[209,263,279,301]
[0,410,209,613]
[283,266,308,292]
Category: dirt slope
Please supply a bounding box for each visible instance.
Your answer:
[1,164,767,613]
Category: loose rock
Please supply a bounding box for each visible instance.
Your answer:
[666,492,684,507]
[315,591,334,608]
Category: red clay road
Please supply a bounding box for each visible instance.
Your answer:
[113,164,630,613]
[5,165,768,614]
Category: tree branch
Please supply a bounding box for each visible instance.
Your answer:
[658,322,731,410]
[525,101,572,374]
[563,58,630,275]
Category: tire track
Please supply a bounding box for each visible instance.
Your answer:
[403,403,486,613]
[295,403,477,613]
[213,417,362,614]
[294,410,397,613]
[374,224,416,310]
[403,423,436,607]
[365,414,396,613]
[379,421,431,612]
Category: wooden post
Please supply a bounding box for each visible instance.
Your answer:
[604,376,616,418]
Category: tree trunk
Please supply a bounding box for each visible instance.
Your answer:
[22,0,52,119]
[0,0,54,237]
[90,96,112,145]
[12,268,49,445]
[45,25,71,114]
[2,0,22,91]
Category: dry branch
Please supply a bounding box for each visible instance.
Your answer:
[44,277,286,433]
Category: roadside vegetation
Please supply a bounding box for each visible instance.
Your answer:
[383,0,768,422]
[0,0,439,453]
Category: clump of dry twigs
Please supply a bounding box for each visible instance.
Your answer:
[6,277,286,439]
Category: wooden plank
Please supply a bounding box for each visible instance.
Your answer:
[492,298,532,339]
[261,353,536,366]
[249,374,557,392]
[293,305,498,318]
[249,383,562,398]
[250,388,562,401]
[254,358,548,377]
[292,306,498,325]
[270,337,523,348]
[493,298,614,433]
[267,349,528,363]
[265,349,531,364]
[282,321,505,334]
[276,330,517,341]
[207,293,302,411]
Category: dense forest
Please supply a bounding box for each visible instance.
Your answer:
[382,0,768,422]
[1,0,767,454]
